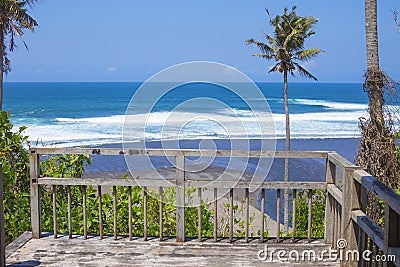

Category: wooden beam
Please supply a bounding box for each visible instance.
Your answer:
[326,184,342,205]
[325,158,337,244]
[38,178,327,190]
[29,151,41,239]
[38,177,174,187]
[185,181,326,190]
[354,170,400,215]
[327,152,355,168]
[31,147,328,158]
[341,168,359,266]
[384,205,400,267]
[351,210,384,250]
[176,156,185,242]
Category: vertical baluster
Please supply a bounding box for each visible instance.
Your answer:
[98,186,103,240]
[113,186,117,240]
[214,188,217,242]
[83,185,87,239]
[159,187,163,241]
[276,189,281,243]
[245,188,249,243]
[128,186,132,241]
[335,201,340,248]
[261,188,265,243]
[292,189,297,243]
[368,237,373,267]
[338,204,341,244]
[198,188,202,242]
[330,195,335,246]
[229,188,233,243]
[308,189,312,243]
[67,185,72,239]
[175,155,185,242]
[143,187,148,241]
[52,185,57,238]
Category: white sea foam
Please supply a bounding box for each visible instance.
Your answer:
[16,106,365,147]
[290,98,367,110]
[56,115,126,123]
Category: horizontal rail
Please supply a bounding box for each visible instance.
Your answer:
[351,209,384,250]
[354,170,400,215]
[38,178,326,190]
[326,184,342,205]
[327,152,356,168]
[31,147,329,158]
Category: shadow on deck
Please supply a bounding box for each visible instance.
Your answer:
[6,233,339,267]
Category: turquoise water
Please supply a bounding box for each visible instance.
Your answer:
[4,82,369,146]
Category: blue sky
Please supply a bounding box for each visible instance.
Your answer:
[5,0,400,83]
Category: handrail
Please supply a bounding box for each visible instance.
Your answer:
[325,152,400,266]
[31,147,329,158]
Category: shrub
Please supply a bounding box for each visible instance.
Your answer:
[0,111,31,244]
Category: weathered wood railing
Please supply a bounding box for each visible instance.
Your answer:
[29,147,400,266]
[325,152,400,266]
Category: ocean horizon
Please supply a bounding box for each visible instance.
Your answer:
[4,81,369,147]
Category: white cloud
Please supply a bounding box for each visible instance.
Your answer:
[107,66,117,72]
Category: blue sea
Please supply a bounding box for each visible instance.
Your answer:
[4,82,369,147]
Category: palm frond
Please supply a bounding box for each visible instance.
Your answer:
[268,63,282,73]
[294,62,318,81]
[246,38,275,55]
[295,48,324,61]
[253,54,275,61]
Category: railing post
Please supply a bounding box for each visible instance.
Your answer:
[0,164,5,267]
[176,155,185,242]
[30,150,41,238]
[341,167,361,267]
[324,156,336,244]
[383,206,400,267]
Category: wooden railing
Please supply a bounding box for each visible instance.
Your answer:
[325,152,400,267]
[29,147,400,266]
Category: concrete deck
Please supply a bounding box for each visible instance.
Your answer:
[5,233,340,266]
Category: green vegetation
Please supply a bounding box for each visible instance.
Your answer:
[0,111,31,244]
[293,190,325,238]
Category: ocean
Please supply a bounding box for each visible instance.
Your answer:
[4,82,368,147]
[4,82,367,217]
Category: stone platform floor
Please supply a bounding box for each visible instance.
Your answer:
[6,233,340,266]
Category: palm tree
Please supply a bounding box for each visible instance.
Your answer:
[0,0,38,110]
[246,6,322,233]
[356,0,400,224]
[364,0,383,125]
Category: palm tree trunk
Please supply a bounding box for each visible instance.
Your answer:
[365,0,383,123]
[283,69,290,234]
